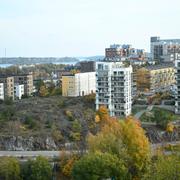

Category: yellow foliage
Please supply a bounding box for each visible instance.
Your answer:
[95,115,100,123]
[166,123,174,132]
[62,156,78,177]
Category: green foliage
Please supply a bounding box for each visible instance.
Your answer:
[0,157,21,180]
[153,108,174,128]
[50,87,62,96]
[58,99,65,108]
[51,129,64,142]
[4,97,13,105]
[24,116,37,129]
[70,132,81,141]
[72,119,81,133]
[143,154,180,180]
[21,156,52,180]
[72,152,128,180]
[0,106,15,121]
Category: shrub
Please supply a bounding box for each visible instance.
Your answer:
[65,110,74,121]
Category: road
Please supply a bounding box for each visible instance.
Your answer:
[0,141,179,158]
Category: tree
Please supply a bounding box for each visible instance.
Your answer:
[22,156,52,180]
[96,106,109,124]
[143,154,180,180]
[72,152,128,180]
[0,157,21,180]
[39,85,49,97]
[88,116,150,178]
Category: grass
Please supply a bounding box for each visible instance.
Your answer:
[131,106,147,115]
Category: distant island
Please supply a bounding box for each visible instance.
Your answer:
[0,56,104,65]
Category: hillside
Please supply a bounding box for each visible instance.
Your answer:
[0,95,96,150]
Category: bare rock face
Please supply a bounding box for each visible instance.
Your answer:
[0,136,57,151]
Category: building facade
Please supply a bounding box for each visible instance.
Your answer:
[14,84,24,100]
[151,36,180,62]
[0,76,14,100]
[14,73,33,96]
[105,44,146,61]
[96,62,132,117]
[136,64,175,93]
[0,83,4,100]
[79,61,95,72]
[175,60,180,114]
[62,72,96,97]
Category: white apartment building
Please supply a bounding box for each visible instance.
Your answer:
[0,83,4,100]
[14,84,24,100]
[175,59,180,114]
[62,72,96,97]
[96,62,132,117]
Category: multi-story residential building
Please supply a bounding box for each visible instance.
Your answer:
[14,84,24,100]
[96,62,132,117]
[105,44,146,61]
[175,59,180,114]
[151,36,180,62]
[79,61,95,72]
[0,83,4,100]
[62,72,96,97]
[0,76,14,100]
[136,63,175,93]
[13,73,33,96]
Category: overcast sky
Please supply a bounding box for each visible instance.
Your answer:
[0,0,180,57]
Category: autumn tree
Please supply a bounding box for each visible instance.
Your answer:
[88,116,150,178]
[39,85,49,97]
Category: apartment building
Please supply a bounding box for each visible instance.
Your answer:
[62,72,96,97]
[175,60,180,114]
[13,73,33,96]
[79,61,95,72]
[151,36,180,62]
[136,64,175,93]
[0,76,14,100]
[96,62,132,117]
[105,44,146,61]
[0,83,4,100]
[14,84,24,100]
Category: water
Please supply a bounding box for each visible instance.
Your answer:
[0,64,13,68]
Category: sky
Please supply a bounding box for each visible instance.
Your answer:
[0,0,180,57]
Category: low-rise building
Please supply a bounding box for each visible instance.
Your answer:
[14,84,24,100]
[62,72,96,97]
[96,61,132,117]
[0,83,4,100]
[136,63,175,93]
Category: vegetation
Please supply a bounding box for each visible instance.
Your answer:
[0,157,21,180]
[21,156,52,180]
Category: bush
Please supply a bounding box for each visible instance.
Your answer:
[65,110,74,121]
[51,129,64,142]
[24,116,37,129]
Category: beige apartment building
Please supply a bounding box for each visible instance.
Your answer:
[0,76,14,100]
[136,64,175,93]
